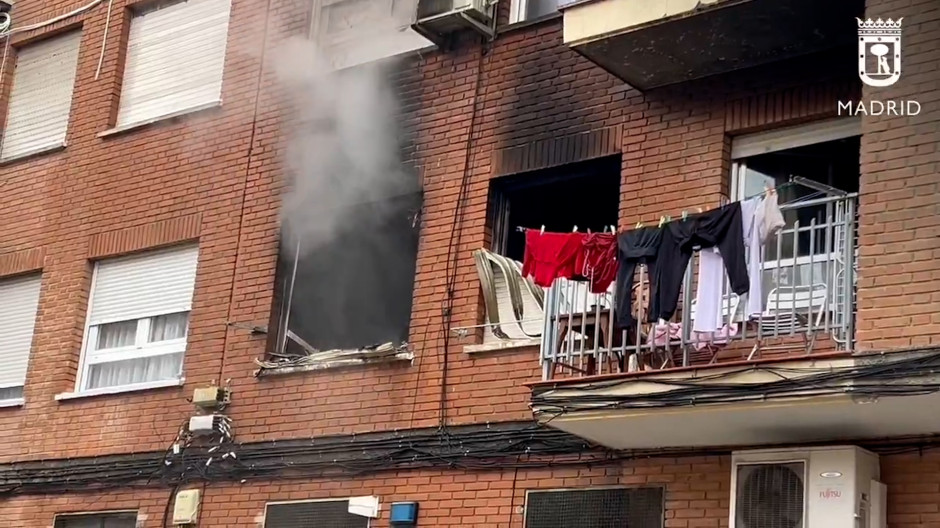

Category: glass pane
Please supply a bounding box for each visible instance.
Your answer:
[0,385,23,401]
[94,320,138,350]
[149,312,189,342]
[86,353,183,390]
[525,0,559,20]
[55,512,137,528]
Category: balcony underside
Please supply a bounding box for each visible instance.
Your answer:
[563,0,854,90]
[530,349,940,450]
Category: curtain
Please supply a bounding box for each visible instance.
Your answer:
[86,353,183,390]
[149,312,189,342]
[95,319,137,350]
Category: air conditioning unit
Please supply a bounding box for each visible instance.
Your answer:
[413,0,494,45]
[730,446,886,528]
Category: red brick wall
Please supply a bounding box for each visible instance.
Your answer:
[855,0,940,350]
[2,452,939,527]
[0,0,936,492]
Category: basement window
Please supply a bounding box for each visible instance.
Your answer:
[265,500,369,528]
[525,487,664,528]
[475,156,620,346]
[54,511,138,528]
[266,189,422,370]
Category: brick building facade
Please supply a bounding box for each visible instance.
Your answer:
[0,0,938,525]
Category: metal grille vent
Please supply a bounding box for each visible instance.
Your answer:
[736,462,805,528]
[54,512,138,528]
[525,487,664,528]
[265,500,369,528]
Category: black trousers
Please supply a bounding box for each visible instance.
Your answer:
[614,227,663,328]
[651,202,750,321]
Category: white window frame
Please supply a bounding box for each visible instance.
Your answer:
[729,117,861,310]
[263,498,373,528]
[0,274,42,407]
[509,0,560,24]
[73,248,197,394]
[53,510,139,528]
[114,0,231,129]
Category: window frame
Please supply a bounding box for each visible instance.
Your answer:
[263,498,372,528]
[53,510,139,528]
[508,0,561,25]
[0,30,82,161]
[113,0,231,129]
[74,253,194,394]
[0,273,42,407]
[523,486,665,528]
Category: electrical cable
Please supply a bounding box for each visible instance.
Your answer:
[94,0,115,80]
[0,0,104,37]
[438,36,488,428]
[532,349,940,415]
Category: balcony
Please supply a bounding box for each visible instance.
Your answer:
[561,0,856,90]
[517,193,940,449]
[538,194,859,382]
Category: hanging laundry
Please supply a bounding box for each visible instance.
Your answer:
[614,226,662,328]
[579,232,618,294]
[522,230,586,287]
[692,247,727,333]
[651,202,750,322]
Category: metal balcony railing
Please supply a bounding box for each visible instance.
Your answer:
[540,194,858,381]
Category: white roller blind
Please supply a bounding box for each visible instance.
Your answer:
[1,31,81,160]
[116,0,231,126]
[0,275,42,389]
[731,117,862,159]
[89,246,199,325]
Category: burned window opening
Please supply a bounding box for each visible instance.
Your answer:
[489,156,622,261]
[474,156,621,344]
[265,56,423,367]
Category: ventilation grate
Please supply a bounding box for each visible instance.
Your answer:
[265,500,369,528]
[525,487,663,528]
[736,462,805,528]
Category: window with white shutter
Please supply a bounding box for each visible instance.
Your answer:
[0,274,41,404]
[116,0,231,127]
[0,31,81,160]
[78,245,199,392]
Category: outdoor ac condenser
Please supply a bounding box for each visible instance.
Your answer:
[730,446,885,528]
[413,0,494,43]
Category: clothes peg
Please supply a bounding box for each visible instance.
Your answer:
[635,221,644,229]
[681,210,688,221]
[572,225,578,232]
[540,225,545,234]
[697,207,703,213]
[658,216,667,228]
[610,225,616,233]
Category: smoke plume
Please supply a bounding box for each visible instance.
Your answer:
[272,33,422,351]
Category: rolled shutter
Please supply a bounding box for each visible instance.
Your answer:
[0,275,41,389]
[89,246,199,326]
[116,0,231,126]
[1,31,81,160]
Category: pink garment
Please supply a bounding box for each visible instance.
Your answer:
[692,323,739,351]
[648,322,682,347]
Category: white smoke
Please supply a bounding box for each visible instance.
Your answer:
[274,35,414,256]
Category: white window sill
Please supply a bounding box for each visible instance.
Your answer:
[55,377,184,401]
[464,338,541,354]
[0,142,66,165]
[0,398,25,408]
[98,101,222,138]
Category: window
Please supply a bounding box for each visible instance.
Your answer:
[272,189,422,356]
[1,31,81,160]
[0,275,41,404]
[731,119,860,303]
[265,500,369,528]
[54,512,138,528]
[310,0,434,70]
[79,245,198,392]
[482,156,620,344]
[116,0,231,127]
[525,487,664,528]
[509,0,560,24]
